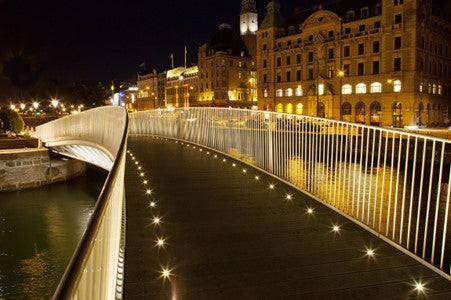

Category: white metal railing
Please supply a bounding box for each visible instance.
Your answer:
[130,107,450,279]
[34,107,128,299]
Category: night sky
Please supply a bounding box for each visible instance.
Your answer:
[0,0,323,88]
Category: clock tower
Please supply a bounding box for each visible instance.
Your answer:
[240,0,258,58]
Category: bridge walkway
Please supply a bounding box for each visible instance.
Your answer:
[124,135,451,299]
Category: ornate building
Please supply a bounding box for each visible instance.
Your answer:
[240,0,258,58]
[165,66,199,108]
[257,0,451,127]
[197,23,257,108]
[136,70,160,110]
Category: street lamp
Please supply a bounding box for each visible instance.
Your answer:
[338,70,345,120]
[33,102,39,110]
[10,104,16,110]
[51,99,59,108]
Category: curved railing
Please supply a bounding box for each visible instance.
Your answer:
[34,107,128,299]
[130,107,450,280]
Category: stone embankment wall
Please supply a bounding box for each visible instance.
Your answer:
[0,148,86,191]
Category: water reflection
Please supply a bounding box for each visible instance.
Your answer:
[0,167,106,299]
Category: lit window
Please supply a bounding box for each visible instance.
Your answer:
[276,89,283,97]
[263,89,268,98]
[286,88,293,97]
[419,83,423,92]
[356,83,367,94]
[295,86,303,96]
[286,103,293,114]
[318,84,324,95]
[296,103,303,115]
[438,84,442,95]
[432,84,437,94]
[342,84,352,94]
[370,82,381,93]
[393,80,401,92]
[276,103,283,112]
[428,83,432,93]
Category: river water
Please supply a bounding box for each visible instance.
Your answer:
[0,167,106,299]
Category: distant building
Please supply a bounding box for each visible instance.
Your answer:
[197,23,257,108]
[136,70,159,110]
[257,0,451,127]
[165,66,199,108]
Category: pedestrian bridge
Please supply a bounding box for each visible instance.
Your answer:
[35,107,451,299]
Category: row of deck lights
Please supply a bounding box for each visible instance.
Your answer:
[127,148,172,281]
[134,136,426,294]
[176,138,427,294]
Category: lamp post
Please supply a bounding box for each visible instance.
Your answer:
[51,99,59,119]
[338,70,345,120]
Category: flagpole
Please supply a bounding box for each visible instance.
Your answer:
[184,46,187,69]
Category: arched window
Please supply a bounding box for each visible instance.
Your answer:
[355,101,366,123]
[263,89,268,98]
[276,89,283,97]
[318,84,325,95]
[438,84,442,95]
[286,88,293,97]
[342,84,352,94]
[296,103,303,115]
[393,80,401,92]
[419,83,423,92]
[428,83,432,93]
[286,103,293,114]
[295,86,303,96]
[276,103,283,113]
[341,102,352,122]
[356,83,367,94]
[432,84,437,94]
[370,101,382,125]
[370,82,382,93]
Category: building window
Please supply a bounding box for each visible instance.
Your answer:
[276,89,283,97]
[308,35,313,41]
[375,4,382,15]
[342,84,352,94]
[276,103,283,112]
[286,71,291,82]
[393,80,401,92]
[374,21,381,29]
[370,101,382,125]
[286,103,293,114]
[344,64,350,76]
[263,44,267,50]
[355,102,366,124]
[419,83,423,92]
[296,70,302,81]
[277,73,281,83]
[296,54,301,64]
[395,14,402,24]
[356,83,367,94]
[344,45,350,57]
[296,103,303,115]
[361,7,369,18]
[432,84,437,94]
[438,84,443,95]
[358,43,364,55]
[263,89,268,98]
[373,61,380,74]
[318,84,324,96]
[370,82,382,93]
[328,48,334,59]
[358,62,365,76]
[328,66,334,78]
[263,59,267,68]
[342,102,352,122]
[286,88,293,97]
[344,27,351,34]
[328,30,334,38]
[286,56,291,65]
[394,57,401,71]
[394,36,402,50]
[428,83,432,93]
[308,68,314,80]
[295,86,303,96]
[359,24,366,32]
[346,11,355,21]
[373,41,380,53]
[277,57,281,66]
[263,74,267,83]
[308,52,314,62]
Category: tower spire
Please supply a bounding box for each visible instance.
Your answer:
[240,0,258,58]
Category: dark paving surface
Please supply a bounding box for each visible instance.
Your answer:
[124,136,451,299]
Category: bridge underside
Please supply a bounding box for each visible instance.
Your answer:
[124,136,451,299]
[49,144,113,171]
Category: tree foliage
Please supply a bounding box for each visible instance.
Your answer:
[0,110,25,134]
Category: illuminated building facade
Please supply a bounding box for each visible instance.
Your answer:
[165,66,199,108]
[136,70,162,110]
[257,0,451,127]
[198,23,257,108]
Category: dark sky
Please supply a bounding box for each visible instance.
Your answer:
[0,0,323,86]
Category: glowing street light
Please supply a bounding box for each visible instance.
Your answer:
[10,104,15,110]
[51,99,59,108]
[20,103,25,110]
[33,102,39,109]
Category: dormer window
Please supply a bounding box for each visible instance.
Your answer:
[375,4,382,15]
[289,26,295,34]
[361,7,369,18]
[346,11,355,21]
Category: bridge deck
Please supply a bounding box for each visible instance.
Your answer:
[124,136,451,299]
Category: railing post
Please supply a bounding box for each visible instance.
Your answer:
[267,113,274,173]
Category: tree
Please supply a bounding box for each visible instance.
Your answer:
[0,110,25,134]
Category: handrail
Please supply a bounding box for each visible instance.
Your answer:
[130,107,451,280]
[34,107,128,299]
